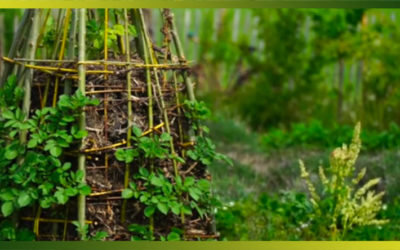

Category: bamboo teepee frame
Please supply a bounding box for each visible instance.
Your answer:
[1,8,215,240]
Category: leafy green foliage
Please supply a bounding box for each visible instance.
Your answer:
[128,224,182,241]
[261,120,400,151]
[215,192,313,240]
[0,75,97,217]
[114,125,173,163]
[216,191,396,241]
[183,100,211,121]
[72,221,108,241]
[0,220,35,241]
[128,223,155,241]
[187,136,232,166]
[183,100,232,166]
[86,15,137,56]
[122,167,211,219]
[114,105,226,240]
[183,100,212,134]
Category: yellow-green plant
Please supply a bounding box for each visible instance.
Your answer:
[299,122,388,240]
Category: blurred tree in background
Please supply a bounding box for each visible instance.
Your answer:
[167,9,400,132]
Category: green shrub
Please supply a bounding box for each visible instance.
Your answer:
[261,119,400,151]
[215,191,313,240]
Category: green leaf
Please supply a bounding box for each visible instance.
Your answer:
[186,150,198,161]
[39,182,54,196]
[1,201,14,217]
[4,120,16,128]
[144,206,155,217]
[132,126,142,137]
[139,167,149,177]
[9,130,18,138]
[140,195,148,203]
[17,193,31,207]
[93,39,100,49]
[62,162,72,171]
[197,179,211,192]
[58,95,72,109]
[150,176,164,187]
[184,177,196,187]
[128,24,137,37]
[112,24,125,36]
[188,187,201,201]
[27,138,38,148]
[5,149,18,160]
[89,98,100,106]
[115,149,126,162]
[7,74,17,86]
[125,149,138,163]
[128,182,137,190]
[122,189,134,199]
[0,192,14,201]
[171,155,185,163]
[79,185,91,195]
[167,232,181,241]
[50,146,62,157]
[170,202,181,215]
[18,123,31,130]
[55,189,68,204]
[181,205,192,215]
[75,170,84,181]
[201,158,212,166]
[73,130,88,139]
[160,133,172,142]
[65,188,78,197]
[62,115,75,123]
[157,203,169,215]
[2,109,14,120]
[92,231,108,241]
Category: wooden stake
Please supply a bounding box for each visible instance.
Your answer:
[77,8,87,239]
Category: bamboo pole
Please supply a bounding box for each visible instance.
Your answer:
[139,9,179,178]
[103,8,112,223]
[35,9,51,51]
[173,71,185,155]
[53,9,72,107]
[121,8,133,224]
[64,9,78,95]
[77,8,87,239]
[169,12,196,102]
[16,9,40,236]
[20,10,39,144]
[132,8,155,236]
[0,10,33,87]
[52,9,66,60]
[42,9,65,108]
[114,10,126,55]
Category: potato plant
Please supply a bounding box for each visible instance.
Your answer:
[0,75,98,218]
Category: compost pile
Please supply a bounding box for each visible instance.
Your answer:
[1,9,216,241]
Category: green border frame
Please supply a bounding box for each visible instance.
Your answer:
[2,242,400,249]
[1,1,400,248]
[0,0,400,8]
